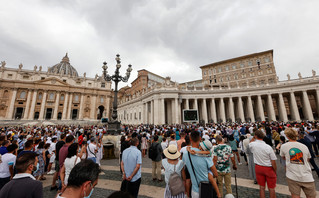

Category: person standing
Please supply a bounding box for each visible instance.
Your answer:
[150,135,163,181]
[249,130,277,198]
[51,133,66,191]
[213,135,237,198]
[0,144,18,189]
[120,137,142,198]
[0,152,43,198]
[280,128,317,198]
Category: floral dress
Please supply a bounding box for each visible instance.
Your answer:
[34,148,45,177]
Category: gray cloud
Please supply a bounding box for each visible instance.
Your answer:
[0,0,318,88]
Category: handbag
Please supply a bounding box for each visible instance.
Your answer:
[188,151,217,198]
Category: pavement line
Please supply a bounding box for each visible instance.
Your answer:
[100,165,319,197]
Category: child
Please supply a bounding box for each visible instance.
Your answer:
[229,135,241,165]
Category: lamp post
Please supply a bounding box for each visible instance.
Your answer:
[102,54,132,134]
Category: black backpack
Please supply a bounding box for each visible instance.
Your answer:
[148,143,158,161]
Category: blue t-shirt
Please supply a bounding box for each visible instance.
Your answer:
[182,147,214,193]
[229,140,237,151]
[0,146,8,155]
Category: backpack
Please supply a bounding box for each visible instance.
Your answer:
[169,164,185,196]
[148,143,158,161]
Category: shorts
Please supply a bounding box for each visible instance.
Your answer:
[50,153,56,163]
[232,150,238,152]
[255,164,276,189]
[55,160,60,172]
[286,177,316,197]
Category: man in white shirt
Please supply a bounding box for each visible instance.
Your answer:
[280,128,316,198]
[0,144,18,189]
[249,130,277,198]
[87,137,98,163]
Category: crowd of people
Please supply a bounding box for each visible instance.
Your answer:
[0,121,318,198]
[119,121,319,198]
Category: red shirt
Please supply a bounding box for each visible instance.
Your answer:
[59,144,69,170]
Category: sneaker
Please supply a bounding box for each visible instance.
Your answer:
[238,163,242,165]
[47,170,55,175]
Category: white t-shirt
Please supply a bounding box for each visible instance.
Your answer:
[87,143,97,158]
[64,155,81,184]
[0,153,16,178]
[280,141,314,182]
[249,140,277,167]
[169,140,177,147]
[161,141,168,150]
[162,159,184,184]
[49,142,56,154]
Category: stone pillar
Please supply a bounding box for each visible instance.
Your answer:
[247,96,255,123]
[52,92,60,120]
[22,89,33,120]
[67,93,73,120]
[237,97,245,123]
[151,100,154,124]
[153,99,159,124]
[185,99,189,109]
[210,98,217,123]
[257,95,265,121]
[202,98,208,124]
[175,98,179,124]
[219,98,226,122]
[302,91,314,121]
[278,93,288,122]
[90,95,96,120]
[289,92,300,121]
[62,93,69,120]
[316,89,319,118]
[228,97,235,122]
[160,98,165,124]
[38,91,47,120]
[28,90,38,120]
[78,94,84,120]
[267,94,276,121]
[194,98,198,110]
[6,89,17,120]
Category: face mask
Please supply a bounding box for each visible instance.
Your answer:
[84,183,94,198]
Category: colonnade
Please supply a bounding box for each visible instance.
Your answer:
[120,89,319,125]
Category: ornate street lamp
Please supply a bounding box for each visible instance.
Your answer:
[102,54,132,134]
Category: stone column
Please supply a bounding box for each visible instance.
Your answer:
[202,98,208,123]
[151,100,154,124]
[185,98,189,109]
[153,99,159,124]
[302,91,314,121]
[52,92,60,120]
[62,93,69,120]
[316,89,319,118]
[28,90,38,120]
[210,98,217,123]
[38,91,47,120]
[22,89,33,120]
[228,97,235,122]
[267,94,276,121]
[78,94,84,120]
[141,103,145,124]
[6,89,17,120]
[278,93,288,122]
[219,98,226,122]
[289,92,300,121]
[67,93,73,120]
[257,95,265,121]
[237,97,245,122]
[160,98,165,124]
[247,96,255,122]
[175,98,179,124]
[90,95,96,120]
[194,98,198,110]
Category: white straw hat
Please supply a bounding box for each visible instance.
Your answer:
[163,145,181,159]
[200,140,213,151]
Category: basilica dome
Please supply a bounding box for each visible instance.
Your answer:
[48,53,79,77]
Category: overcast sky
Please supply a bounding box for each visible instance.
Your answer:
[1,0,319,88]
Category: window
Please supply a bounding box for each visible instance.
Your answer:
[60,95,65,100]
[20,91,26,99]
[225,65,229,71]
[23,76,29,79]
[49,93,54,100]
[248,61,252,66]
[213,68,216,74]
[267,69,273,74]
[250,73,255,77]
[232,64,237,69]
[256,59,261,65]
[41,77,45,80]
[234,74,238,80]
[7,74,13,79]
[220,77,223,82]
[76,82,81,85]
[100,96,104,103]
[218,67,222,73]
[258,71,263,75]
[208,70,212,75]
[264,57,270,63]
[74,95,79,101]
[101,83,105,88]
[88,83,92,86]
[240,62,245,68]
[226,76,230,81]
[63,79,67,82]
[249,68,253,72]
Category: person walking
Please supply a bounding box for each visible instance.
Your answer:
[150,135,163,181]
[120,137,142,198]
[249,130,277,198]
[280,128,317,198]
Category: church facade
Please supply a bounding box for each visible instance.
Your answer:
[0,54,112,122]
[117,50,319,125]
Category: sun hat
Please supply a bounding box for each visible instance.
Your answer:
[224,194,235,198]
[163,145,181,159]
[200,140,213,151]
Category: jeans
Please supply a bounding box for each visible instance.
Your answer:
[217,172,232,197]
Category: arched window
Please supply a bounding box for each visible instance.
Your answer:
[60,94,65,101]
[38,93,43,100]
[49,93,54,100]
[20,91,26,99]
